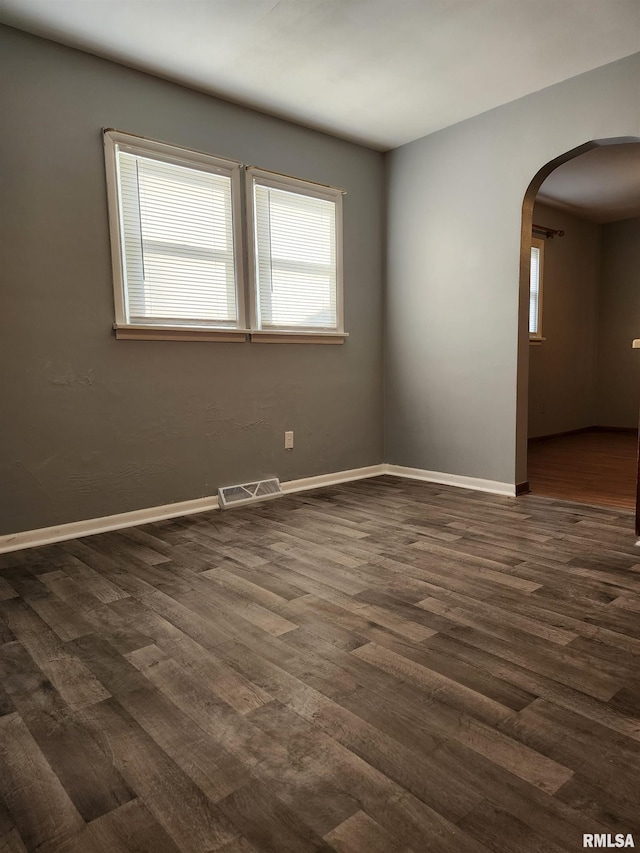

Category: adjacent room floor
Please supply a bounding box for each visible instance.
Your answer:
[1,476,640,852]
[527,428,638,511]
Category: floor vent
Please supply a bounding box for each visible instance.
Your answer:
[218,478,282,509]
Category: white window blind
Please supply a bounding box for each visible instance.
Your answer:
[529,241,543,337]
[105,131,242,330]
[251,176,342,331]
[105,133,345,341]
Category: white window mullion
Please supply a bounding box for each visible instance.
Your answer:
[223,180,238,323]
[254,185,274,328]
[116,153,145,324]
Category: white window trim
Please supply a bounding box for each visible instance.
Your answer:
[529,236,545,343]
[245,167,346,340]
[103,129,246,340]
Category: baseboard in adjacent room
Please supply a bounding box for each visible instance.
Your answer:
[528,426,592,443]
[529,425,637,443]
[591,425,638,434]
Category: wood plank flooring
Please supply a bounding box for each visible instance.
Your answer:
[528,428,638,510]
[1,476,640,852]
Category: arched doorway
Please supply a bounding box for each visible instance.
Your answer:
[516,137,640,511]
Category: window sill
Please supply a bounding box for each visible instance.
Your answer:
[113,325,349,344]
[529,336,546,346]
[249,330,348,344]
[114,324,249,342]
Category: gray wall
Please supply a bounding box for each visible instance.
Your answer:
[527,210,640,436]
[0,26,385,536]
[595,217,640,428]
[385,53,640,486]
[528,203,600,438]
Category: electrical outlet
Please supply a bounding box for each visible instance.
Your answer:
[284,430,294,450]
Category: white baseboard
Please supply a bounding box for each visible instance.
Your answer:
[0,464,386,554]
[384,464,516,497]
[0,462,515,554]
[281,464,386,494]
[0,494,221,554]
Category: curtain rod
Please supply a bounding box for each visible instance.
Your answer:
[533,223,565,239]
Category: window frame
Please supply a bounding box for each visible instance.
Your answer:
[529,236,545,344]
[246,167,346,342]
[103,129,247,341]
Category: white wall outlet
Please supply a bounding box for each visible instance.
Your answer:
[284,430,294,450]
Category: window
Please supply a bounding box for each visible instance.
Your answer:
[104,131,346,343]
[104,130,245,341]
[529,237,544,342]
[247,168,344,339]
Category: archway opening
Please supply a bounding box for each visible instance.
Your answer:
[516,137,640,510]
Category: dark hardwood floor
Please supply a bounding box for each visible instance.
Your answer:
[528,428,638,510]
[1,476,640,852]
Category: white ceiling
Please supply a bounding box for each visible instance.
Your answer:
[1,0,640,150]
[538,144,640,223]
